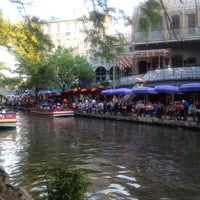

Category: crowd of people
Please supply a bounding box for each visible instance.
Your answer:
[75,96,200,122]
[5,92,200,122]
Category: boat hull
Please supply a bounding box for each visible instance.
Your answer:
[30,108,74,117]
[0,113,17,128]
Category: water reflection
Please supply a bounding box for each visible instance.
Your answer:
[0,111,200,199]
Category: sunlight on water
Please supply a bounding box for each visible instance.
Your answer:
[0,111,200,199]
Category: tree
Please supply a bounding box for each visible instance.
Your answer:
[137,0,162,32]
[0,11,11,47]
[6,17,54,92]
[47,47,95,91]
[82,0,128,64]
[8,17,53,70]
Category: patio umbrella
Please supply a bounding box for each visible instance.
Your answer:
[132,86,157,94]
[112,88,132,95]
[179,82,200,106]
[179,82,200,93]
[6,93,16,98]
[154,85,179,93]
[101,89,115,95]
[132,86,157,104]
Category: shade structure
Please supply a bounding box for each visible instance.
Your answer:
[179,82,200,93]
[50,89,61,96]
[38,90,51,96]
[132,86,157,94]
[6,93,16,98]
[154,85,179,93]
[112,88,132,95]
[101,89,115,95]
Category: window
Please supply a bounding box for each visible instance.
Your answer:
[172,15,180,29]
[172,55,182,67]
[188,14,196,34]
[187,57,196,66]
[56,39,61,48]
[74,22,79,32]
[57,24,61,33]
[48,24,51,34]
[171,15,180,36]
[66,23,70,32]
[188,14,196,28]
[96,67,106,81]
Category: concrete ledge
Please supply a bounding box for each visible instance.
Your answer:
[74,112,200,130]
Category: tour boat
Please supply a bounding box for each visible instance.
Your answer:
[0,112,17,128]
[30,107,74,117]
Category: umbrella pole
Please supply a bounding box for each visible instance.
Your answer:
[193,92,196,121]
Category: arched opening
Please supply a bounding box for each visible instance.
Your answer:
[95,66,106,82]
[109,66,121,81]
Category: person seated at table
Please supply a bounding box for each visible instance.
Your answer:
[151,102,162,118]
[174,101,184,120]
[135,100,146,116]
[146,101,153,115]
[166,102,176,119]
[188,103,196,115]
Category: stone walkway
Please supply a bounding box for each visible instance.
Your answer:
[74,112,200,130]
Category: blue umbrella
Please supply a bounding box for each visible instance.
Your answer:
[6,93,16,98]
[154,85,179,93]
[132,86,157,94]
[101,89,115,95]
[112,88,132,95]
[179,82,200,92]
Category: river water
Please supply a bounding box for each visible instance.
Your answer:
[0,110,200,199]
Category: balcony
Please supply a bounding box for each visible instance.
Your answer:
[134,27,200,44]
[118,66,200,87]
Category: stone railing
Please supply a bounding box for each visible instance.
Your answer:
[118,66,200,87]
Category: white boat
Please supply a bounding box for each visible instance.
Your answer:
[30,108,74,117]
[0,112,17,128]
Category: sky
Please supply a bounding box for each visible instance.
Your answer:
[0,0,142,76]
[1,0,141,22]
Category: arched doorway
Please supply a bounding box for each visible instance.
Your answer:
[109,66,121,80]
[95,66,106,82]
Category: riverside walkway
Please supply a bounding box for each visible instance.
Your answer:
[74,112,200,130]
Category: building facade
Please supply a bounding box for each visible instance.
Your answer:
[43,16,130,86]
[118,0,200,87]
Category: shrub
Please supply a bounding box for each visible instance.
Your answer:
[44,165,92,200]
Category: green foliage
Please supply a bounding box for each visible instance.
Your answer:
[47,47,95,90]
[82,1,126,63]
[43,165,92,200]
[100,79,110,87]
[138,0,162,32]
[9,17,53,71]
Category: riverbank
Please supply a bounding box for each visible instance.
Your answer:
[12,107,200,130]
[74,112,200,130]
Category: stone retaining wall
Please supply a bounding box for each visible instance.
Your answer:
[0,166,33,200]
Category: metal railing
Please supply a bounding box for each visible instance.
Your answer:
[134,27,200,44]
[118,66,200,86]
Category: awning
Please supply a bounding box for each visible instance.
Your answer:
[116,49,170,68]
